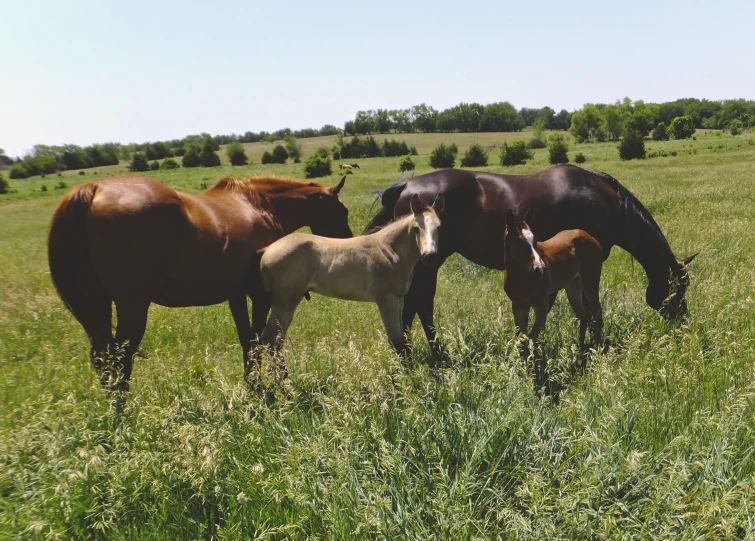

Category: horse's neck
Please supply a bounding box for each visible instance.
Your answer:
[258,192,310,234]
[383,217,420,265]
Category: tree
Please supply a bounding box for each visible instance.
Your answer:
[570,104,605,143]
[129,152,149,172]
[261,151,273,164]
[460,142,489,167]
[429,143,457,168]
[479,102,524,132]
[652,122,669,141]
[319,124,341,136]
[618,130,646,160]
[601,104,624,141]
[37,155,58,174]
[182,145,201,167]
[399,156,415,172]
[552,109,572,131]
[9,163,29,179]
[0,172,9,194]
[284,136,302,163]
[303,151,332,178]
[161,157,180,170]
[412,103,439,132]
[669,115,696,139]
[149,160,160,171]
[500,140,533,166]
[271,144,289,164]
[729,119,743,135]
[0,148,14,167]
[226,141,249,166]
[548,134,570,164]
[199,137,221,167]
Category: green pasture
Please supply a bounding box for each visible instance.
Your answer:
[1,132,754,539]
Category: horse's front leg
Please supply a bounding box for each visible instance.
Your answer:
[260,297,300,379]
[378,295,407,357]
[228,295,255,379]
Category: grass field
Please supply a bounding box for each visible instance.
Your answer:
[1,132,755,539]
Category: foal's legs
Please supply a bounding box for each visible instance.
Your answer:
[228,294,254,378]
[260,295,301,378]
[565,280,589,349]
[580,271,603,347]
[378,295,407,356]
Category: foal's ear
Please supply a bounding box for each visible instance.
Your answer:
[505,209,518,234]
[432,193,445,214]
[678,253,698,266]
[410,194,423,215]
[331,176,347,195]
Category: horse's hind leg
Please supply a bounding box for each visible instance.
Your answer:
[579,265,603,348]
[565,280,589,349]
[228,294,255,379]
[405,261,443,358]
[110,298,150,394]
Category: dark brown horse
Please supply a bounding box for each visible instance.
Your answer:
[48,175,352,392]
[365,165,697,355]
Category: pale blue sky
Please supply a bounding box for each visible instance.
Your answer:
[1,0,753,157]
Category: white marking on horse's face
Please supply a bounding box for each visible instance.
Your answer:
[416,210,441,259]
[521,227,545,271]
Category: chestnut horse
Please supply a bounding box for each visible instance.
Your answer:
[365,165,697,355]
[48,175,352,393]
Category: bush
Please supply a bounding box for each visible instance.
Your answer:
[182,146,201,168]
[548,133,570,164]
[149,161,160,171]
[38,155,58,174]
[618,130,646,160]
[284,136,302,163]
[40,184,48,192]
[128,152,150,172]
[161,157,179,170]
[78,170,86,175]
[332,149,341,160]
[399,155,415,172]
[500,140,533,166]
[54,180,68,189]
[271,144,289,164]
[9,163,29,179]
[261,151,273,164]
[669,115,696,140]
[0,173,9,194]
[226,142,249,166]
[652,122,669,141]
[303,154,332,179]
[460,142,489,167]
[312,147,330,159]
[382,138,411,157]
[429,143,457,168]
[526,137,547,149]
[730,119,743,136]
[199,139,221,167]
[574,152,586,164]
[410,146,418,156]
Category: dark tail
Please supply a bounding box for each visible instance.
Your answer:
[363,181,408,234]
[48,183,112,342]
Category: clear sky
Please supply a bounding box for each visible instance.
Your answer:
[1,0,753,157]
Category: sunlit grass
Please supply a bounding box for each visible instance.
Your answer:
[1,132,754,539]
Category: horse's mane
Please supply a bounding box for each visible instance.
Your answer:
[209,176,320,194]
[591,168,676,266]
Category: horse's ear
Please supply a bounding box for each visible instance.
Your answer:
[522,208,535,225]
[432,193,445,214]
[678,253,698,266]
[331,176,346,195]
[505,209,518,234]
[410,194,423,215]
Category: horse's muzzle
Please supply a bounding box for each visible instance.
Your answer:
[421,252,439,267]
[529,266,545,281]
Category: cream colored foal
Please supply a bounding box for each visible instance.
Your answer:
[260,193,444,359]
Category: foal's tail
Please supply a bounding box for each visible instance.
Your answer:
[48,182,110,341]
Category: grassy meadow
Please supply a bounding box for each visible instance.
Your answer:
[1,131,755,539]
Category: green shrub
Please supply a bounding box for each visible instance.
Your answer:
[574,152,586,163]
[399,155,415,172]
[303,154,332,178]
[669,115,696,140]
[652,122,669,141]
[226,142,249,166]
[313,147,330,159]
[332,149,341,160]
[429,143,457,168]
[526,137,547,149]
[410,146,418,156]
[160,157,179,170]
[149,160,160,171]
[284,136,302,163]
[730,119,743,136]
[460,142,489,167]
[128,152,149,172]
[38,155,58,174]
[0,173,9,194]
[181,146,200,168]
[78,170,86,175]
[548,133,570,164]
[261,151,273,164]
[40,184,48,192]
[500,140,532,166]
[271,144,289,164]
[199,139,221,167]
[618,129,646,160]
[9,163,29,179]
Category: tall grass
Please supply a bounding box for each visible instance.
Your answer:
[1,133,754,539]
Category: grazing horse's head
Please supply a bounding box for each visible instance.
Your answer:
[504,209,546,281]
[410,193,444,265]
[647,253,697,320]
[308,176,353,239]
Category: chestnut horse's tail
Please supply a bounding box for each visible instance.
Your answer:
[48,183,111,344]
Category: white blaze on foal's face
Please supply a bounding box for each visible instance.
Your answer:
[410,194,443,262]
[521,226,545,272]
